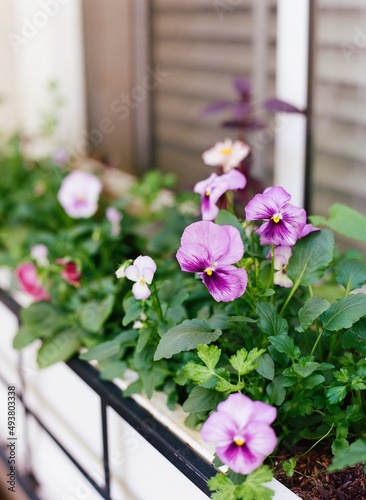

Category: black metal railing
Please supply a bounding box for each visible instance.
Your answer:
[0,289,216,499]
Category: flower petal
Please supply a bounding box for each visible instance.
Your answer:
[132,281,151,300]
[245,186,291,221]
[202,266,247,302]
[133,256,157,275]
[124,264,140,283]
[217,443,264,475]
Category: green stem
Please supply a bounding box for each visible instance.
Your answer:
[151,282,164,323]
[279,278,301,316]
[310,327,324,357]
[297,424,334,458]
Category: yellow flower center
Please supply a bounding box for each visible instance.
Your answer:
[221,147,232,156]
[205,189,211,197]
[271,212,282,224]
[233,435,245,446]
[204,262,217,276]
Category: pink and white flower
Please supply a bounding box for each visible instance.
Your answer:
[202,138,250,173]
[57,170,102,219]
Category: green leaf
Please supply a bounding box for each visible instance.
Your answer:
[283,458,297,477]
[328,438,366,471]
[14,302,69,348]
[335,259,366,292]
[230,348,266,376]
[296,297,330,332]
[292,361,320,378]
[182,386,224,413]
[256,353,275,380]
[122,295,144,326]
[215,210,246,240]
[268,335,300,360]
[184,363,212,385]
[153,319,222,360]
[99,361,127,381]
[266,375,286,405]
[80,330,137,361]
[257,302,288,337]
[197,344,221,370]
[321,294,366,331]
[207,473,237,500]
[303,374,325,389]
[215,379,244,393]
[310,203,366,242]
[341,320,366,355]
[327,385,348,404]
[79,295,115,333]
[236,465,274,500]
[37,327,82,368]
[13,324,43,350]
[287,230,334,286]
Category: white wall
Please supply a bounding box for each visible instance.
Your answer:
[0,0,86,154]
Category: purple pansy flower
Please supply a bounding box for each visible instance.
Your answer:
[57,170,103,219]
[124,256,157,300]
[245,186,307,247]
[194,170,246,221]
[201,393,277,475]
[176,221,248,302]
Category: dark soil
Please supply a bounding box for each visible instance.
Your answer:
[273,444,366,499]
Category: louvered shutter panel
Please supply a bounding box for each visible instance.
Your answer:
[312,0,366,223]
[151,0,277,188]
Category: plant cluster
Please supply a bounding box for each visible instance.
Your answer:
[2,129,366,499]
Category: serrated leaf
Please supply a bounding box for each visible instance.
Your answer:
[182,386,224,413]
[153,319,222,360]
[335,259,366,292]
[268,335,300,360]
[236,465,274,500]
[310,203,366,242]
[297,297,330,332]
[207,473,237,500]
[37,327,81,368]
[321,294,366,331]
[327,385,348,404]
[79,295,115,333]
[329,438,366,471]
[197,344,221,370]
[184,362,212,385]
[257,302,288,337]
[215,379,243,393]
[287,230,334,286]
